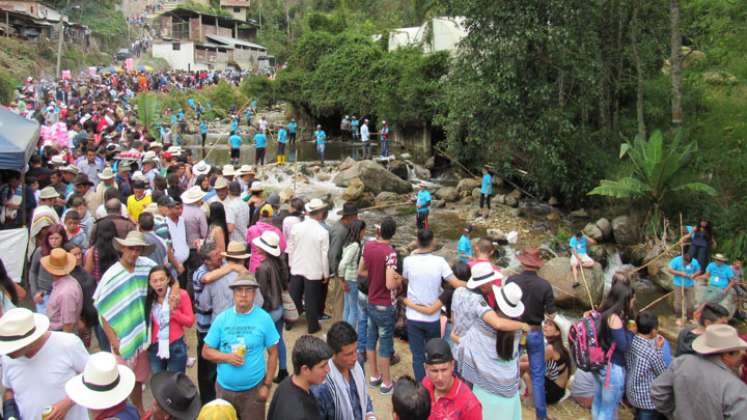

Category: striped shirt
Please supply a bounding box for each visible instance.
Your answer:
[192,264,213,333]
[93,257,156,360]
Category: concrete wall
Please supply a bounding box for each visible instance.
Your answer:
[222,7,247,21]
[152,41,195,71]
[392,125,431,157]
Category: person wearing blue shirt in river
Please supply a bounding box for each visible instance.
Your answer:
[288,119,298,145]
[203,274,279,420]
[667,252,701,324]
[351,115,360,141]
[276,126,288,165]
[480,165,494,217]
[457,225,474,263]
[244,108,254,127]
[254,130,268,166]
[199,120,209,148]
[569,231,597,288]
[230,115,239,133]
[229,131,242,165]
[698,253,736,311]
[415,181,431,230]
[314,125,327,165]
[379,121,390,158]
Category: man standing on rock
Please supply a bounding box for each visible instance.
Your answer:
[415,182,431,231]
[506,249,556,420]
[570,231,596,288]
[360,119,370,160]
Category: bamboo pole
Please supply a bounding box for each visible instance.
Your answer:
[639,291,674,313]
[578,264,595,309]
[631,235,688,274]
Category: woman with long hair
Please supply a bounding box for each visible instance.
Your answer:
[520,318,572,405]
[84,218,119,283]
[207,201,229,255]
[687,218,715,268]
[29,223,67,313]
[144,266,194,374]
[593,281,635,419]
[338,220,366,329]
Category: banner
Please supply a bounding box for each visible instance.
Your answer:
[61,70,72,80]
[0,228,28,283]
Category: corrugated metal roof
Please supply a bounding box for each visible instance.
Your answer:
[206,34,265,50]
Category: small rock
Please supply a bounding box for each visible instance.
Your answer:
[487,228,507,241]
[493,177,504,189]
[339,157,356,171]
[570,209,589,219]
[425,156,435,169]
[505,195,518,207]
[583,222,604,242]
[316,173,331,182]
[546,211,561,222]
[374,191,400,206]
[342,178,365,201]
[431,199,446,208]
[509,208,521,217]
[400,153,412,160]
[387,160,409,180]
[435,186,459,202]
[456,178,482,194]
[548,196,559,206]
[595,217,612,239]
[507,189,522,200]
[356,192,375,208]
[495,194,506,205]
[411,164,431,180]
[471,188,481,202]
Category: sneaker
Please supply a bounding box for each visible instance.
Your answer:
[379,382,394,396]
[186,357,196,368]
[320,313,332,320]
[369,375,383,387]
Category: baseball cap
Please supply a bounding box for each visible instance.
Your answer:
[424,338,453,365]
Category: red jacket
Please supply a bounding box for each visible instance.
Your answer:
[423,376,483,420]
[150,289,195,344]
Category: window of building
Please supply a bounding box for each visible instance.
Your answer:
[173,42,181,51]
[234,7,241,12]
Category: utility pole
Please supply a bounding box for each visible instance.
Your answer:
[55,0,70,79]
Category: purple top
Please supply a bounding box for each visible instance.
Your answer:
[181,203,208,250]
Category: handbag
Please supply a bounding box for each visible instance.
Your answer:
[281,290,299,323]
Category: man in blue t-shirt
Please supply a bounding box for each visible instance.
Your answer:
[415,182,431,230]
[229,131,242,164]
[350,115,360,141]
[199,120,209,148]
[699,253,736,311]
[569,232,596,288]
[287,119,298,145]
[276,126,288,165]
[253,130,268,166]
[480,165,494,217]
[667,252,702,323]
[314,125,326,164]
[457,225,474,263]
[203,275,279,420]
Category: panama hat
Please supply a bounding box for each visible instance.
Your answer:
[167,146,183,156]
[713,253,729,262]
[214,177,229,190]
[492,283,525,319]
[181,186,207,204]
[466,261,503,289]
[150,372,202,420]
[517,248,545,269]
[253,230,282,257]
[65,352,136,410]
[114,231,155,255]
[149,141,164,149]
[692,324,747,355]
[98,166,115,180]
[50,155,66,166]
[222,165,236,177]
[197,399,237,420]
[61,165,80,175]
[142,151,158,163]
[39,186,60,200]
[0,308,50,355]
[305,198,327,214]
[143,202,160,215]
[193,160,211,176]
[249,181,264,192]
[221,241,250,259]
[40,248,77,276]
[236,165,255,176]
[229,272,259,289]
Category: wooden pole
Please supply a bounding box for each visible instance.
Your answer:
[632,235,688,274]
[578,265,595,309]
[640,291,674,313]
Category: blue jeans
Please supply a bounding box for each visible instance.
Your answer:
[357,292,368,357]
[94,324,111,352]
[148,337,188,374]
[380,140,389,157]
[269,304,287,370]
[527,329,547,419]
[366,304,395,357]
[343,281,360,330]
[35,292,49,314]
[592,364,626,420]
[316,143,325,162]
[635,408,666,420]
[406,319,441,382]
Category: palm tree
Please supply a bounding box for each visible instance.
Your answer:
[136,92,161,140]
[588,130,717,235]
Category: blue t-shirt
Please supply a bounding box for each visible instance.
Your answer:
[287,121,297,134]
[254,133,267,148]
[177,111,185,121]
[569,236,588,255]
[204,306,279,391]
[668,256,701,287]
[457,234,473,263]
[230,118,239,132]
[277,128,287,144]
[705,262,735,289]
[200,122,208,134]
[229,134,242,149]
[315,130,326,145]
[187,98,196,109]
[416,190,431,214]
[351,119,359,128]
[170,115,177,125]
[481,173,493,195]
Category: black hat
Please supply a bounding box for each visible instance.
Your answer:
[424,338,453,365]
[150,372,202,420]
[337,202,359,217]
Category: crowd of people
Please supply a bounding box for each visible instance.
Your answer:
[0,67,744,420]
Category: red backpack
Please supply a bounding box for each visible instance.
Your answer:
[568,312,617,385]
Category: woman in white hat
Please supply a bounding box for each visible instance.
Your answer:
[65,352,138,419]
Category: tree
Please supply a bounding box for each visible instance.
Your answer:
[671,0,683,126]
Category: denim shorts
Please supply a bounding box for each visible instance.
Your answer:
[366,304,395,357]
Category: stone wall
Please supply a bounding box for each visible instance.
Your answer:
[392,124,431,158]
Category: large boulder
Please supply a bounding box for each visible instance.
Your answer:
[457,178,482,195]
[471,188,482,202]
[333,160,413,194]
[342,177,365,201]
[388,160,409,180]
[435,186,459,202]
[596,217,612,240]
[538,257,605,308]
[645,246,674,292]
[612,215,639,245]
[338,157,356,171]
[410,163,431,180]
[583,223,604,242]
[375,191,401,206]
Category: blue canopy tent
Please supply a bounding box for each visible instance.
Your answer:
[0,108,39,172]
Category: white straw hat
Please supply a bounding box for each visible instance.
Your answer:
[466,261,503,289]
[193,160,211,176]
[305,198,327,213]
[181,186,207,204]
[249,181,264,192]
[692,324,747,355]
[39,186,60,200]
[214,177,229,190]
[65,352,136,410]
[222,165,236,177]
[492,283,525,319]
[253,230,282,257]
[0,308,50,355]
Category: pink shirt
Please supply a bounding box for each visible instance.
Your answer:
[246,221,286,272]
[47,275,83,330]
[150,289,195,344]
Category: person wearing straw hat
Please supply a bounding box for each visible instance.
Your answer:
[287,198,330,334]
[42,248,83,333]
[142,153,160,188]
[199,241,256,328]
[180,186,208,289]
[652,324,747,419]
[91,166,118,214]
[144,371,202,420]
[32,186,62,229]
[94,230,162,415]
[247,203,287,273]
[245,181,266,227]
[505,248,555,420]
[0,308,90,420]
[699,253,737,313]
[65,352,139,419]
[203,273,280,420]
[236,165,256,193]
[222,164,237,181]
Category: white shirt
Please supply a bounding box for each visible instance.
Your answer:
[166,216,190,263]
[95,203,129,220]
[287,218,330,280]
[403,253,453,322]
[2,332,89,420]
[226,196,250,244]
[282,215,302,247]
[360,123,369,142]
[259,119,268,132]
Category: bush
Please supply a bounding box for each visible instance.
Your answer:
[0,69,16,105]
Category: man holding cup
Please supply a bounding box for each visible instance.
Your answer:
[202,273,279,419]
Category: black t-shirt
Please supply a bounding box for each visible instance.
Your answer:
[268,377,321,420]
[675,326,699,356]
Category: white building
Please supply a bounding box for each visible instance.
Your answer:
[387,16,467,54]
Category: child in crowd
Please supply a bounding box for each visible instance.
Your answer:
[64,210,88,250]
[625,312,667,419]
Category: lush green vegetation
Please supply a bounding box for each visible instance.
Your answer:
[48,0,128,50]
[0,69,16,105]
